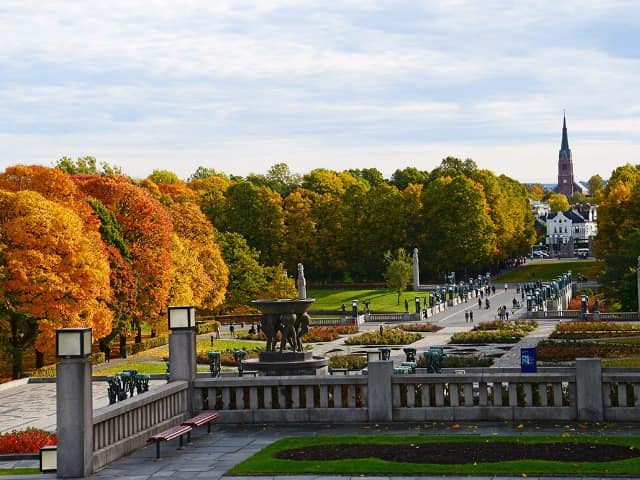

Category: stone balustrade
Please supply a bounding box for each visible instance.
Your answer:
[92,381,189,470]
[190,360,640,425]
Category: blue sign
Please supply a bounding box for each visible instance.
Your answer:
[520,347,537,373]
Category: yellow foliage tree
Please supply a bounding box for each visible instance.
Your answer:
[0,190,112,377]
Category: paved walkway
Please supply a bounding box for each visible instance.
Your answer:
[3,422,640,479]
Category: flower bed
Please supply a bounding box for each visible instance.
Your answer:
[398,323,441,333]
[537,340,640,362]
[329,354,367,370]
[344,328,422,346]
[450,320,537,344]
[550,321,640,340]
[0,428,56,454]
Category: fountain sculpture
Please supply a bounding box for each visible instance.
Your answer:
[244,264,329,375]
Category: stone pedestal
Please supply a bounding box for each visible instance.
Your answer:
[244,351,329,376]
[57,358,93,478]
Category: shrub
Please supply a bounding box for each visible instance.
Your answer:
[196,320,219,335]
[450,330,520,344]
[0,428,56,454]
[129,335,169,355]
[29,365,57,377]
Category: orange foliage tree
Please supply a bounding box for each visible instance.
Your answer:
[0,190,112,378]
[74,175,174,336]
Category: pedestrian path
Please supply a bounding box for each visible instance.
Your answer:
[4,422,640,479]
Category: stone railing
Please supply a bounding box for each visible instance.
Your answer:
[192,375,368,424]
[92,381,189,470]
[190,360,640,424]
[524,310,639,321]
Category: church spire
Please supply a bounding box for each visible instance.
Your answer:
[561,112,569,151]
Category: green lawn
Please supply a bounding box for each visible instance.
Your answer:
[309,288,429,312]
[0,468,40,476]
[228,434,640,476]
[494,260,603,283]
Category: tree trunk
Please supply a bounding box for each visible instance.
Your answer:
[11,349,23,379]
[119,334,127,359]
[35,349,44,369]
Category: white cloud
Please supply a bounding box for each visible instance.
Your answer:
[1,0,639,184]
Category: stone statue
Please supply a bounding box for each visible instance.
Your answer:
[297,263,307,300]
[261,314,281,352]
[280,313,297,352]
[412,248,420,291]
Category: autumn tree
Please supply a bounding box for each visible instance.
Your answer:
[593,164,640,310]
[0,190,112,378]
[384,248,413,304]
[74,175,174,336]
[548,193,570,213]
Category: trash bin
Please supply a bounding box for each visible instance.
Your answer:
[520,347,537,373]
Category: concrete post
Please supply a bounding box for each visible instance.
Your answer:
[56,358,93,478]
[576,358,603,422]
[169,329,197,384]
[367,360,393,423]
[637,256,640,319]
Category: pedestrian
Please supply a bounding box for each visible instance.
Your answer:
[469,311,473,322]
[504,283,508,292]
[492,285,496,295]
[478,297,482,309]
[506,310,509,321]
[104,345,111,362]
[229,324,235,338]
[464,310,469,323]
[379,324,384,336]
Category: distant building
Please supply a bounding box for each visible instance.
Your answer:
[546,205,598,257]
[557,114,583,197]
[530,199,550,220]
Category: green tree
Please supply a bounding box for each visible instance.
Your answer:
[588,174,605,200]
[548,193,570,213]
[384,248,413,304]
[149,169,180,184]
[55,156,123,176]
[217,232,269,312]
[390,167,429,190]
[420,175,495,276]
[223,181,285,266]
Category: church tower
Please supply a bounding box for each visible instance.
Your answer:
[557,114,574,196]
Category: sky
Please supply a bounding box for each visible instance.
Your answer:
[1,1,639,184]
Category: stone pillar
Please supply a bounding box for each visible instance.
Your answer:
[368,360,393,422]
[637,256,640,319]
[412,248,420,291]
[169,329,197,384]
[576,358,603,422]
[56,358,93,478]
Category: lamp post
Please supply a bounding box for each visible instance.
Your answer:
[56,327,93,478]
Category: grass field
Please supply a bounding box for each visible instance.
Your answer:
[495,260,603,283]
[228,434,640,476]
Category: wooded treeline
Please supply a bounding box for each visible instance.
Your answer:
[0,157,536,377]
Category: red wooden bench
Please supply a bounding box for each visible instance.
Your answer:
[181,411,220,442]
[147,424,192,460]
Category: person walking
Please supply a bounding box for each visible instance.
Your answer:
[478,297,482,309]
[229,323,235,338]
[469,310,473,322]
[465,310,469,323]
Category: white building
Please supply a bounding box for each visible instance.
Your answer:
[546,206,597,257]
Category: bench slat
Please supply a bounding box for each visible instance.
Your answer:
[148,425,192,443]
[182,411,219,427]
